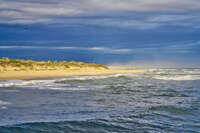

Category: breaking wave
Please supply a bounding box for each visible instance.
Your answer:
[153,75,200,81]
[0,100,11,106]
[0,74,137,90]
[1,69,200,88]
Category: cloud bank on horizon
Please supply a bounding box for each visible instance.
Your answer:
[0,0,200,29]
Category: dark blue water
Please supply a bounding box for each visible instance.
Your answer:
[0,69,200,133]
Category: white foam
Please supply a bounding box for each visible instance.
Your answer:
[183,69,200,74]
[0,74,137,88]
[153,75,200,81]
[1,106,8,109]
[51,87,92,91]
[0,100,11,105]
[0,80,23,87]
[60,73,137,81]
[0,79,56,88]
[0,77,109,91]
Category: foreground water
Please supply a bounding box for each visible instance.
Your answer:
[0,68,200,133]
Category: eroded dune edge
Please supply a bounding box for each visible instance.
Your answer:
[0,57,144,81]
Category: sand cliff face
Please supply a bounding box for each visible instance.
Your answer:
[0,58,109,72]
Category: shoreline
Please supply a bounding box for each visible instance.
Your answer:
[0,69,144,82]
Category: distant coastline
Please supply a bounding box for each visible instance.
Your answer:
[0,57,144,81]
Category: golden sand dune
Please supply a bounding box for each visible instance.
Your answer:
[0,57,144,81]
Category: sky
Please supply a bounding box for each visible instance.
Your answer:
[0,0,200,68]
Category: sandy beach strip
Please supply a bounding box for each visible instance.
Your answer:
[0,69,144,81]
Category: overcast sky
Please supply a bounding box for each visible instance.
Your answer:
[0,0,200,67]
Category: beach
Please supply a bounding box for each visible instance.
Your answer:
[0,69,144,81]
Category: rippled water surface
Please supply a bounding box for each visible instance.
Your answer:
[0,69,200,133]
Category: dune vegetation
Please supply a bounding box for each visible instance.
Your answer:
[0,57,109,72]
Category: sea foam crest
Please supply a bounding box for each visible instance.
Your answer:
[0,80,56,88]
[59,74,136,81]
[153,75,200,81]
[0,100,11,105]
[0,74,136,88]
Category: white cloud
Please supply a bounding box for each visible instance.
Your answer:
[1,0,200,16]
[147,15,195,22]
[0,1,82,16]
[88,47,132,53]
[0,0,200,30]
[53,18,161,30]
[0,46,133,54]
[85,0,200,12]
[0,43,195,54]
[87,19,160,29]
[0,18,52,24]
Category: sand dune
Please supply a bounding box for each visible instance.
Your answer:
[0,58,144,81]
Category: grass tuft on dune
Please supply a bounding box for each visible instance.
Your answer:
[0,57,109,72]
[0,57,144,81]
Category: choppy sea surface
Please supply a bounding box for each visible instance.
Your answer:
[0,68,200,133]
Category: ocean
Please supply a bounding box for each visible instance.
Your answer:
[0,68,200,133]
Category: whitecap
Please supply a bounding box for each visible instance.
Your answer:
[0,80,24,87]
[1,106,8,109]
[0,74,138,90]
[0,79,90,91]
[0,79,56,88]
[0,100,11,105]
[0,74,135,88]
[58,73,138,82]
[153,75,200,81]
[183,69,200,75]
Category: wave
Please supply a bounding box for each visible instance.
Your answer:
[147,68,200,75]
[0,80,56,88]
[1,69,199,88]
[0,100,11,106]
[183,69,200,75]
[58,74,137,81]
[0,119,132,133]
[0,74,136,88]
[0,115,195,133]
[153,75,200,81]
[0,80,102,91]
[149,105,192,115]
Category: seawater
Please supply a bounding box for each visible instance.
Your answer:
[0,68,200,133]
